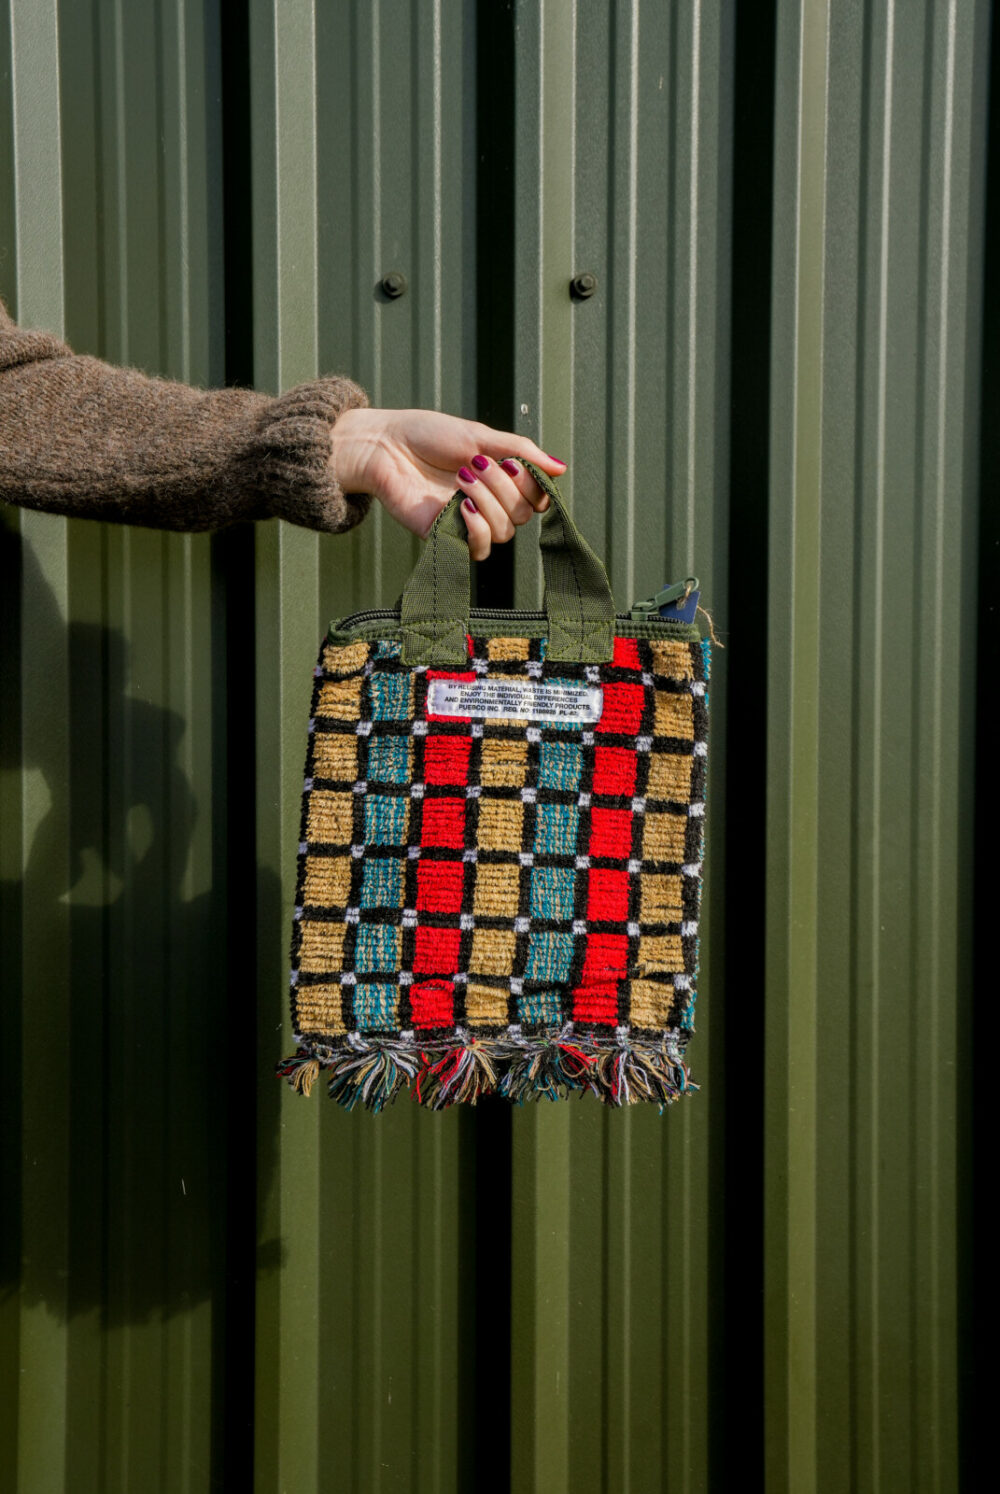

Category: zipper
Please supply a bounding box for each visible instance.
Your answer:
[331,603,699,645]
[331,604,697,632]
[332,606,555,629]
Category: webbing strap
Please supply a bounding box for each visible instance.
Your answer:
[400,459,615,665]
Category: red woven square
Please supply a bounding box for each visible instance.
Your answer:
[414,925,462,974]
[596,681,645,736]
[612,636,641,670]
[572,981,618,1025]
[587,867,630,922]
[588,806,634,860]
[409,978,455,1029]
[420,797,466,848]
[591,745,637,798]
[581,932,629,982]
[424,735,472,785]
[416,858,464,913]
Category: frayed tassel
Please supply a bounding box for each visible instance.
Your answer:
[587,1042,695,1108]
[276,1049,322,1098]
[278,1031,696,1110]
[325,1043,423,1112]
[413,1041,499,1110]
[498,1039,595,1105]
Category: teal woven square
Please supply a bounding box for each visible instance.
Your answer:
[354,923,399,973]
[369,672,410,720]
[354,982,399,1030]
[517,989,562,1026]
[360,858,404,909]
[365,793,408,845]
[538,740,582,792]
[534,802,579,857]
[525,931,574,982]
[368,736,408,783]
[529,865,576,921]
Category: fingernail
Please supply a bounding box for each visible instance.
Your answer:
[471,454,490,471]
[547,454,567,466]
[501,459,520,477]
[458,466,477,483]
[463,497,478,512]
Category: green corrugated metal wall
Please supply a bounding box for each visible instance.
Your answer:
[0,2,989,1490]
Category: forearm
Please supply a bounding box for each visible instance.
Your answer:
[0,303,373,534]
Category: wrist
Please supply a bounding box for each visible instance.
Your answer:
[328,406,377,496]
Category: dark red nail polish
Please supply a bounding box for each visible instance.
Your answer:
[547,454,567,466]
[463,497,478,512]
[458,466,477,483]
[471,454,489,471]
[501,459,520,476]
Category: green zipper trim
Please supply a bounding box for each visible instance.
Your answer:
[327,606,701,646]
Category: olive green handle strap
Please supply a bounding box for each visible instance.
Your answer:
[400,458,615,665]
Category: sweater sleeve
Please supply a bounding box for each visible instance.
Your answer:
[0,299,373,535]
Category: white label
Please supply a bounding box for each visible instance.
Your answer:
[426,678,603,724]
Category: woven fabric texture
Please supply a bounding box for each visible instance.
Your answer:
[279,627,710,1109]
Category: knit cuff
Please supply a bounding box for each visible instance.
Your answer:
[245,375,374,535]
[0,320,72,374]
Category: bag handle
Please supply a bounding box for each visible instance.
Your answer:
[400,459,615,665]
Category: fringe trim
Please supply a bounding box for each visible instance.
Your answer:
[276,1028,696,1113]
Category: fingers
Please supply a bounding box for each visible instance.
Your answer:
[458,495,493,560]
[455,452,545,522]
[454,458,530,555]
[453,438,569,556]
[472,428,567,500]
[495,456,551,512]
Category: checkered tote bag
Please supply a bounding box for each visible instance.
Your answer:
[278,462,710,1110]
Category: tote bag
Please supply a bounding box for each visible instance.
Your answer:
[278,462,710,1110]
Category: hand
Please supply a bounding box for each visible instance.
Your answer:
[327,406,568,559]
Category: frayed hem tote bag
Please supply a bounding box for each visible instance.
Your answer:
[278,461,710,1111]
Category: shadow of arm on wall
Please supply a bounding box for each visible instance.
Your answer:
[0,520,283,1327]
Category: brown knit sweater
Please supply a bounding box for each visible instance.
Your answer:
[0,298,373,534]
